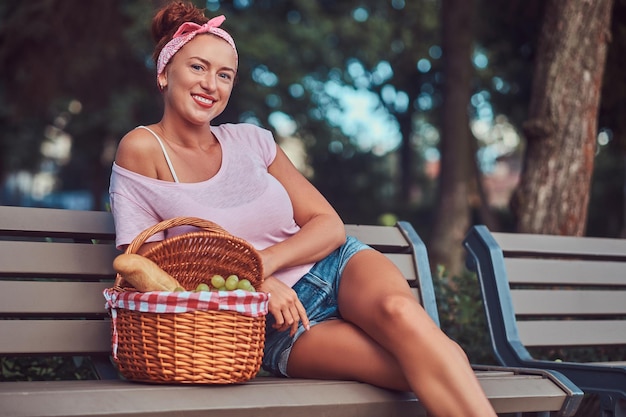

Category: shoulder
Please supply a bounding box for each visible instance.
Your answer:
[115,126,163,178]
[118,126,161,150]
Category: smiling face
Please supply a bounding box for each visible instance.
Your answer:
[158,34,237,126]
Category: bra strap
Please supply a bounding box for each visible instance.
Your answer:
[137,125,180,183]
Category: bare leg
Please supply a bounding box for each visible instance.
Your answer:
[288,319,410,391]
[288,249,496,417]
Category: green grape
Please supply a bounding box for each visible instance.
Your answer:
[237,279,255,292]
[211,274,226,289]
[195,282,210,292]
[173,286,186,292]
[225,274,239,291]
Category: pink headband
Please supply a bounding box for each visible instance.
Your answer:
[156,15,238,82]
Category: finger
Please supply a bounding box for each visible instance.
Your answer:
[288,303,305,336]
[295,301,310,331]
[273,316,288,330]
[282,308,295,329]
[288,307,299,336]
[289,322,298,337]
[273,307,293,332]
[270,306,285,329]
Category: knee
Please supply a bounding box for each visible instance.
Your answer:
[376,294,425,327]
[377,295,470,356]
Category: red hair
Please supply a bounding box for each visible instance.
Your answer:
[151,1,208,66]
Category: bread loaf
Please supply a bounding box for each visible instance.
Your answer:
[113,253,182,292]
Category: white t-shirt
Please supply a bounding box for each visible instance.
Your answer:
[109,123,313,287]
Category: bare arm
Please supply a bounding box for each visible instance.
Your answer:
[259,145,346,278]
[258,145,346,336]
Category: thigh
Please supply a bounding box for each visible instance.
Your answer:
[337,249,440,344]
[338,249,420,315]
[287,319,410,391]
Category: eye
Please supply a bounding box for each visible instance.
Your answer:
[191,63,204,71]
[218,72,233,81]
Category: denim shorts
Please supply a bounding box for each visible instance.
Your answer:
[261,236,371,377]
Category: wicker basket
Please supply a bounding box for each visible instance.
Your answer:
[110,217,266,384]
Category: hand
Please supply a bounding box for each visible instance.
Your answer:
[260,276,310,337]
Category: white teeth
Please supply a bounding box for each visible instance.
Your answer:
[193,95,213,104]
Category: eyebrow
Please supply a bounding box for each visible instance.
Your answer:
[191,56,236,74]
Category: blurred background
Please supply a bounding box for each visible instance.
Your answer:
[0,0,624,271]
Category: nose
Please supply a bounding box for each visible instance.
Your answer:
[200,72,217,91]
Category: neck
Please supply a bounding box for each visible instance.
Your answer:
[157,118,216,149]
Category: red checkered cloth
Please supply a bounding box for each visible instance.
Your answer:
[103,288,270,358]
[103,288,269,316]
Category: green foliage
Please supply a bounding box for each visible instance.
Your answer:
[1,356,96,381]
[473,0,545,128]
[528,346,626,364]
[587,141,625,238]
[600,0,626,154]
[433,266,497,365]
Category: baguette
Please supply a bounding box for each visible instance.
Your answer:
[113,253,182,292]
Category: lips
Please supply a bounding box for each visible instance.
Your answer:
[192,94,215,107]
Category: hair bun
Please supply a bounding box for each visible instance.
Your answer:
[151,1,208,64]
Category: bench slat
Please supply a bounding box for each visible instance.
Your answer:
[505,258,626,286]
[517,320,626,347]
[0,241,119,277]
[0,281,112,315]
[478,374,572,414]
[0,206,115,238]
[511,289,626,316]
[1,235,412,278]
[385,253,417,280]
[1,379,424,417]
[0,320,111,354]
[345,224,410,251]
[0,371,570,417]
[492,231,626,260]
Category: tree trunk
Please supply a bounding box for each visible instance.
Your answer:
[469,129,500,231]
[429,0,475,277]
[513,0,614,235]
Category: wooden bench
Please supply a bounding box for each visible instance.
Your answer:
[464,225,626,417]
[0,206,583,417]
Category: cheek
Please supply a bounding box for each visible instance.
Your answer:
[168,68,195,86]
[218,82,234,97]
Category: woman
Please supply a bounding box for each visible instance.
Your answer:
[109,2,497,416]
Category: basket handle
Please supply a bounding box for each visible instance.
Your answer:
[125,217,230,255]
